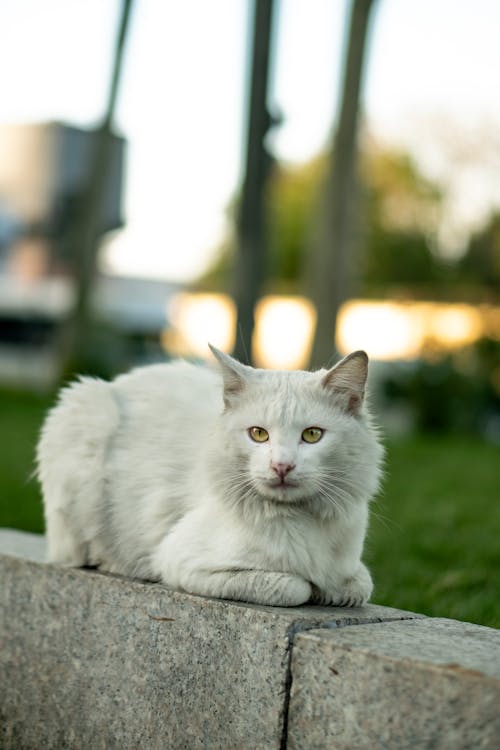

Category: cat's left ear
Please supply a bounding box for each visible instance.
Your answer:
[209,344,251,408]
[321,350,368,416]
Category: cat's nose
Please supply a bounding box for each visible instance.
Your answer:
[271,462,296,480]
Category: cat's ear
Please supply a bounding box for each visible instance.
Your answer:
[321,350,368,416]
[209,344,250,408]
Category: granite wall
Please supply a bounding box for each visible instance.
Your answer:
[1,529,499,749]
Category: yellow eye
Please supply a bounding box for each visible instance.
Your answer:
[301,427,323,444]
[249,427,269,443]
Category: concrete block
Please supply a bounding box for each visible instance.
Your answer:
[0,530,418,750]
[287,618,500,749]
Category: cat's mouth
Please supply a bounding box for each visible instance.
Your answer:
[261,478,303,500]
[253,477,310,505]
[268,478,299,489]
[252,475,306,502]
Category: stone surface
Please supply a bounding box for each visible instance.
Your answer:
[0,531,418,750]
[288,618,500,749]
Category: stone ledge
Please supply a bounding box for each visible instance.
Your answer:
[2,530,499,749]
[288,619,500,749]
[0,530,419,750]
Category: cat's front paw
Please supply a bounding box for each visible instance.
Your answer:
[311,564,373,607]
[260,573,312,607]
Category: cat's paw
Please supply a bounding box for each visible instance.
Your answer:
[46,512,87,567]
[171,567,313,608]
[254,573,312,607]
[275,575,313,607]
[311,564,373,607]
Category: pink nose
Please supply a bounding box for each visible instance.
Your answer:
[271,462,295,481]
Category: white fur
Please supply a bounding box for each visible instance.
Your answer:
[37,348,384,607]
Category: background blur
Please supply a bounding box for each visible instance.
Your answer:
[0,0,499,627]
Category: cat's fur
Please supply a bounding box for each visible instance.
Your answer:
[37,346,384,607]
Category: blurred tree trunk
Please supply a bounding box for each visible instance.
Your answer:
[59,0,134,380]
[232,0,275,365]
[308,0,376,369]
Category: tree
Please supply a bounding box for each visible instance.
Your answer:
[232,0,276,364]
[308,0,377,369]
[59,0,134,379]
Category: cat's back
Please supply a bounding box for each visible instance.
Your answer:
[38,360,222,492]
[105,359,222,542]
[114,358,219,395]
[112,359,222,425]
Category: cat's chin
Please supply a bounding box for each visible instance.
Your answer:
[254,480,308,505]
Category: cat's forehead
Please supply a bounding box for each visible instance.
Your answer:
[227,369,332,425]
[250,368,317,401]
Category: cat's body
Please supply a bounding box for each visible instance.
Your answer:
[37,347,384,607]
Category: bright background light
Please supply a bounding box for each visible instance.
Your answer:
[164,294,497,369]
[253,296,316,369]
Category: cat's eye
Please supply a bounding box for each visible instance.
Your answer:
[301,427,324,444]
[249,426,269,443]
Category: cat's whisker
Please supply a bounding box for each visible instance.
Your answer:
[314,477,357,502]
[312,483,351,517]
[369,507,396,532]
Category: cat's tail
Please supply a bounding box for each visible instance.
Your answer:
[37,377,121,564]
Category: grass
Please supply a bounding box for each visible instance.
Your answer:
[367,436,500,628]
[0,388,499,628]
[0,389,50,533]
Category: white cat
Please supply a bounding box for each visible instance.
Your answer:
[37,346,383,607]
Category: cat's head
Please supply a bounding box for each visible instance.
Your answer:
[209,345,383,518]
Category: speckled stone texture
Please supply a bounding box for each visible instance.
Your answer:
[0,530,418,750]
[287,618,500,750]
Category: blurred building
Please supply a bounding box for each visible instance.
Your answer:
[0,122,177,387]
[0,272,179,388]
[0,121,124,275]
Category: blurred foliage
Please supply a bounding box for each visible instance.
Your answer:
[60,319,165,384]
[360,145,444,294]
[267,155,325,287]
[461,212,500,295]
[62,319,130,381]
[199,139,499,303]
[380,337,500,436]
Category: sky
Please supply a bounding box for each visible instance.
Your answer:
[1,0,500,281]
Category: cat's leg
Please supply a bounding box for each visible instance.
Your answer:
[173,568,312,607]
[310,562,373,607]
[152,511,312,606]
[310,504,373,607]
[45,509,87,566]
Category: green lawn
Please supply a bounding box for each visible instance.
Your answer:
[1,388,499,628]
[0,389,50,533]
[366,436,500,628]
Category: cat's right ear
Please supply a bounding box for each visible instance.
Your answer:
[209,344,249,409]
[321,350,368,416]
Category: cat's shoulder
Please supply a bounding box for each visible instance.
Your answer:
[113,359,219,394]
